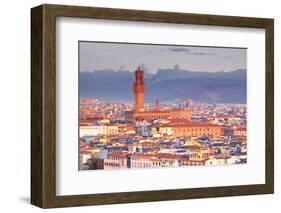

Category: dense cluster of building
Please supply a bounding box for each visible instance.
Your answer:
[79,67,247,170]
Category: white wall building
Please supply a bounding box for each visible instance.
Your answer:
[80,125,118,137]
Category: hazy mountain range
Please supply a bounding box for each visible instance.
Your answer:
[80,68,246,104]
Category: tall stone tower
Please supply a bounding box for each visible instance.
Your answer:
[134,66,145,112]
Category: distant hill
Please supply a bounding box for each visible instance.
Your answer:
[79,68,246,104]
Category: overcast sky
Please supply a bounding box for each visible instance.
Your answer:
[79,41,246,73]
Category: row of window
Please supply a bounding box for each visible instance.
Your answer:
[184,161,204,166]
[104,162,120,167]
[189,153,209,159]
[174,128,219,132]
[131,161,161,167]
[139,115,168,119]
[174,133,220,137]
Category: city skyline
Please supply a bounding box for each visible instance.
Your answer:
[79,41,247,171]
[79,66,247,171]
[79,41,247,73]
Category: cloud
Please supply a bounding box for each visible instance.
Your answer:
[118,65,126,71]
[169,47,191,53]
[140,63,150,73]
[190,52,215,56]
[168,47,215,56]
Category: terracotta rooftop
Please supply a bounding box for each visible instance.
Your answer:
[161,122,221,128]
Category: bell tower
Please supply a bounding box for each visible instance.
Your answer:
[134,66,145,112]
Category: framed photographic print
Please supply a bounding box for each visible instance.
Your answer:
[31,4,274,208]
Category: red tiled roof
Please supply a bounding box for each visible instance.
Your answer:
[162,122,221,128]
